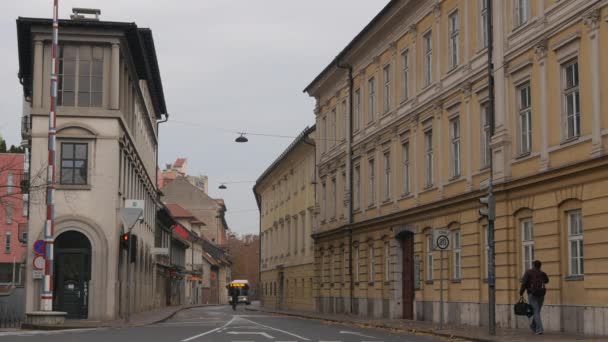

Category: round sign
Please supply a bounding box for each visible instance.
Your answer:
[436,235,450,250]
[33,255,45,270]
[33,240,45,255]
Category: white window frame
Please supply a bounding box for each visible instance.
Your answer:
[401,50,409,101]
[480,0,489,49]
[294,216,298,254]
[341,100,347,141]
[481,103,491,169]
[331,177,337,219]
[321,180,327,221]
[515,0,529,27]
[450,116,461,178]
[331,108,337,147]
[424,129,434,187]
[368,77,376,123]
[384,241,390,282]
[383,151,391,201]
[424,31,433,86]
[368,242,375,284]
[453,230,461,280]
[368,158,376,205]
[426,235,434,281]
[354,89,361,132]
[563,60,581,140]
[7,173,13,194]
[448,11,459,69]
[322,116,327,153]
[321,251,325,283]
[383,64,391,113]
[402,140,410,194]
[354,164,361,210]
[342,248,347,284]
[518,83,532,155]
[567,210,583,276]
[331,250,335,284]
[355,245,360,282]
[521,218,534,272]
[484,225,489,279]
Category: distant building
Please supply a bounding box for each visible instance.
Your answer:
[161,177,231,303]
[0,153,27,287]
[254,126,316,312]
[160,158,208,194]
[17,11,167,320]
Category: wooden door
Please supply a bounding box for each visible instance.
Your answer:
[402,234,414,320]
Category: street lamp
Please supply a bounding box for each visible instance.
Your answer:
[219,184,227,190]
[235,134,248,143]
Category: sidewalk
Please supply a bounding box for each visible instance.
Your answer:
[20,304,216,330]
[246,305,602,342]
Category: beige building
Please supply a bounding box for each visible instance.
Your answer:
[18,11,167,320]
[255,126,316,311]
[305,0,608,335]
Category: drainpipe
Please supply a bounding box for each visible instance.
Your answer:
[336,60,353,314]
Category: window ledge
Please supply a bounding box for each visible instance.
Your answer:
[447,175,463,183]
[368,282,375,286]
[445,64,461,77]
[353,208,362,214]
[565,275,584,281]
[400,192,413,200]
[57,184,92,191]
[354,282,360,286]
[425,280,434,285]
[384,281,390,286]
[451,279,462,284]
[381,198,392,205]
[560,136,580,146]
[367,204,377,209]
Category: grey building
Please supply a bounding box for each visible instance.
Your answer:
[17,10,167,320]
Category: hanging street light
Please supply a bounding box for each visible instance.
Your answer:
[219,184,227,190]
[235,133,248,143]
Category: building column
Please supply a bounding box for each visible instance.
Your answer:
[462,83,473,191]
[584,9,602,157]
[434,3,442,83]
[463,0,470,65]
[32,39,44,108]
[409,25,418,101]
[412,118,420,206]
[110,43,120,110]
[535,40,549,171]
[434,102,443,197]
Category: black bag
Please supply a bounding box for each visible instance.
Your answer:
[514,296,533,317]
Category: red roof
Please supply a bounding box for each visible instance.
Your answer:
[173,158,186,167]
[165,203,195,218]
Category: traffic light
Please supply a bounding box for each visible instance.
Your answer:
[479,192,496,221]
[120,233,138,263]
[120,233,129,250]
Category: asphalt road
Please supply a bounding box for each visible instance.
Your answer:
[0,305,457,342]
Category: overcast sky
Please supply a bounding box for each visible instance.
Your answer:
[0,0,388,235]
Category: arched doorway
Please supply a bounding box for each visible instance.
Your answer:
[53,231,91,319]
[397,230,415,320]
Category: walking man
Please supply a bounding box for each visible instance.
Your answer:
[519,260,549,335]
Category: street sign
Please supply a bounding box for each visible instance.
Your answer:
[33,270,44,279]
[433,229,451,250]
[151,247,169,255]
[33,239,45,255]
[125,199,145,210]
[120,207,144,229]
[33,255,45,270]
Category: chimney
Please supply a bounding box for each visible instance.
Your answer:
[70,8,101,21]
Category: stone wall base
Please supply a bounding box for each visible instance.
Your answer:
[414,301,608,336]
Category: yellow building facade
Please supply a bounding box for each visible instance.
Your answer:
[305,0,608,335]
[254,127,317,311]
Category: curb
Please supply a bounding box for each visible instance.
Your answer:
[21,304,222,331]
[245,307,488,342]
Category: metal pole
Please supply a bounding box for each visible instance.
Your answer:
[486,0,496,336]
[439,249,444,330]
[126,230,132,323]
[41,0,59,312]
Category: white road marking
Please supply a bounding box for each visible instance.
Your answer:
[227,331,274,339]
[181,315,237,342]
[237,316,311,341]
[339,330,377,338]
[0,328,102,336]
